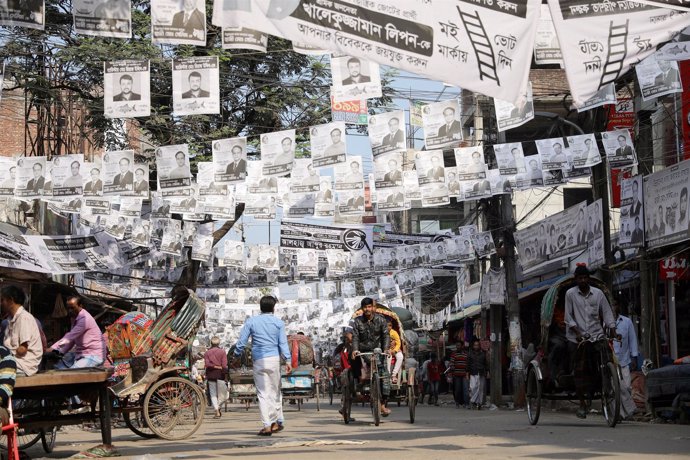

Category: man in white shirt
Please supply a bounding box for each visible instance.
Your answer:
[1,285,42,376]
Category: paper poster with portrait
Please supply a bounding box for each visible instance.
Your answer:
[350,251,372,274]
[255,245,279,272]
[636,54,682,102]
[172,57,220,116]
[429,240,448,265]
[243,287,261,304]
[0,64,3,105]
[284,192,315,218]
[643,159,690,249]
[73,0,131,38]
[422,99,463,149]
[619,175,645,249]
[574,84,616,113]
[457,225,478,262]
[336,190,365,216]
[151,0,206,45]
[0,0,44,29]
[403,170,421,201]
[290,159,320,193]
[14,156,47,199]
[130,218,151,248]
[310,121,347,168]
[535,137,568,171]
[104,60,150,118]
[102,150,135,195]
[297,284,315,302]
[326,249,349,277]
[118,196,142,217]
[368,111,406,158]
[472,230,496,259]
[222,27,268,52]
[212,137,247,184]
[565,133,601,168]
[196,161,226,198]
[296,248,319,278]
[601,130,637,168]
[244,194,277,220]
[315,198,335,218]
[454,147,487,180]
[494,82,534,132]
[341,280,356,297]
[421,182,450,208]
[223,240,245,269]
[542,169,566,187]
[444,236,463,263]
[586,199,604,245]
[487,169,512,196]
[131,164,150,198]
[373,152,404,190]
[45,154,83,198]
[330,55,382,103]
[181,221,199,247]
[378,275,398,300]
[334,156,364,191]
[522,155,544,187]
[104,213,129,240]
[395,271,414,292]
[444,167,462,199]
[533,3,562,65]
[377,187,406,211]
[150,194,170,218]
[362,278,379,297]
[191,222,214,262]
[415,150,445,186]
[319,281,337,300]
[462,177,492,200]
[260,129,295,176]
[246,160,277,194]
[494,142,526,176]
[155,144,192,193]
[159,219,183,256]
[0,157,16,197]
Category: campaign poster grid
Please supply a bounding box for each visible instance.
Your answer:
[104,60,150,118]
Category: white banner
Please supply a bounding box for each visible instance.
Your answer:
[172,57,220,116]
[644,159,690,249]
[152,0,206,45]
[73,0,131,38]
[104,60,151,118]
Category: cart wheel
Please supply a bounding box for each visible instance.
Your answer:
[602,362,621,428]
[342,373,352,424]
[0,400,42,451]
[143,377,206,440]
[124,409,156,439]
[408,385,416,424]
[40,426,57,453]
[526,366,542,426]
[370,371,381,427]
[328,379,334,406]
[316,381,321,412]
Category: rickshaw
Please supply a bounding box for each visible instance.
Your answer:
[340,303,416,426]
[281,334,324,411]
[524,275,621,427]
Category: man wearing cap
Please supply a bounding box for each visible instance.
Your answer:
[351,297,392,416]
[204,336,228,418]
[564,264,616,419]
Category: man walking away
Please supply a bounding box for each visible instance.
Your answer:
[419,354,431,404]
[450,342,469,408]
[233,296,291,436]
[467,339,488,409]
[426,353,442,406]
[613,297,639,420]
[204,336,228,418]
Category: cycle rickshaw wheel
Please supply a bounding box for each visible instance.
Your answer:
[143,376,206,440]
[407,384,416,424]
[40,426,57,453]
[602,362,621,428]
[124,407,156,439]
[526,366,542,426]
[370,370,381,426]
[342,380,352,424]
[328,378,334,406]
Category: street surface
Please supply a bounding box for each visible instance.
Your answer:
[26,398,690,460]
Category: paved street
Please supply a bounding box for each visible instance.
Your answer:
[25,398,690,460]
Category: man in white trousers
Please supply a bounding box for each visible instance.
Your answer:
[613,298,639,420]
[232,296,292,436]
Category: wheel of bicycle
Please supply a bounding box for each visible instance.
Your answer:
[602,362,621,428]
[40,426,58,453]
[526,365,542,426]
[0,399,41,450]
[315,378,321,412]
[408,384,416,424]
[143,376,206,440]
[342,373,352,424]
[123,409,156,439]
[328,378,334,406]
[370,371,381,427]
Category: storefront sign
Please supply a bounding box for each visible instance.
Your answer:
[659,255,690,280]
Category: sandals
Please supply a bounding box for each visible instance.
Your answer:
[381,407,391,417]
[257,427,273,436]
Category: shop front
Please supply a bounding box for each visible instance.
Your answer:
[658,252,690,360]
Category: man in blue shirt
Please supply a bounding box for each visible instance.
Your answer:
[233,296,292,436]
[613,298,639,420]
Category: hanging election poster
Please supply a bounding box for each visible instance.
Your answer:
[155,144,192,193]
[118,196,142,218]
[420,182,450,208]
[151,0,206,45]
[102,150,134,196]
[49,154,84,198]
[566,133,601,168]
[104,60,151,118]
[0,63,3,105]
[330,97,368,125]
[315,176,335,218]
[182,221,199,247]
[172,57,220,116]
[601,129,637,168]
[290,159,320,193]
[521,155,544,188]
[223,241,245,269]
[368,111,406,158]
[310,122,347,168]
[377,187,406,211]
[373,152,403,190]
[131,164,149,197]
[446,167,462,198]
[160,219,183,255]
[535,138,568,171]
[619,175,645,249]
[15,156,46,199]
[547,0,690,107]
[455,147,487,180]
[211,0,541,104]
[280,221,373,259]
[574,83,616,112]
[0,157,16,197]
[337,190,366,215]
[296,249,319,278]
[422,99,463,149]
[104,214,128,240]
[472,230,496,259]
[335,157,364,191]
[326,249,349,277]
[73,0,131,38]
[378,275,399,300]
[488,169,512,195]
[131,218,151,247]
[415,150,445,186]
[534,4,563,65]
[341,280,356,297]
[222,27,268,52]
[543,169,566,186]
[402,170,421,201]
[494,82,534,132]
[635,54,682,102]
[244,194,276,220]
[494,142,527,176]
[351,251,372,274]
[284,192,315,218]
[463,175,492,199]
[260,129,295,176]
[644,159,690,249]
[191,222,214,262]
[213,137,247,184]
[83,160,103,197]
[330,55,382,103]
[0,0,44,29]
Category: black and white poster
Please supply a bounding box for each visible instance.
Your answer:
[297,285,315,302]
[213,137,247,184]
[330,55,382,103]
[260,129,295,176]
[244,194,277,220]
[119,196,142,217]
[422,99,463,149]
[191,222,214,262]
[587,200,605,269]
[601,129,637,168]
[102,150,135,195]
[454,147,487,180]
[223,241,245,269]
[0,157,16,197]
[296,248,319,277]
[0,63,4,105]
[403,170,421,201]
[246,161,277,194]
[182,221,199,247]
[169,188,199,214]
[373,152,404,190]
[15,156,47,199]
[377,187,406,211]
[462,176,492,199]
[280,221,373,260]
[535,138,568,171]
[351,251,372,274]
[48,154,84,198]
[73,0,131,38]
[619,175,645,249]
[445,168,462,199]
[172,57,220,116]
[197,161,226,198]
[315,176,335,218]
[310,122,347,168]
[321,282,338,300]
[160,219,183,255]
[494,142,526,176]
[131,218,151,247]
[155,144,192,193]
[337,190,365,215]
[326,249,349,277]
[368,111,406,158]
[574,83,616,112]
[487,169,512,196]
[644,159,690,249]
[534,3,562,65]
[104,213,128,240]
[420,182,450,208]
[290,159,320,193]
[152,0,206,45]
[415,151,445,186]
[636,54,682,102]
[566,133,601,168]
[0,0,44,29]
[132,164,150,197]
[284,192,315,218]
[378,275,398,300]
[335,157,364,191]
[341,280,356,297]
[104,60,151,118]
[494,82,534,132]
[222,27,268,52]
[520,155,544,188]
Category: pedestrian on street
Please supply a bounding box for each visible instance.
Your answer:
[419,354,430,404]
[467,339,488,409]
[450,341,469,408]
[426,353,442,405]
[204,336,228,418]
[232,296,292,436]
[613,297,639,420]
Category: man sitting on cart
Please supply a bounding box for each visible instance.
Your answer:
[564,264,616,419]
[352,297,391,417]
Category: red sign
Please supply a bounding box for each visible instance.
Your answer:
[330,97,368,125]
[659,255,690,280]
[681,61,690,161]
[607,99,635,208]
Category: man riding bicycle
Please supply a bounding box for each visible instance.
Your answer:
[351,297,391,417]
[564,264,616,419]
